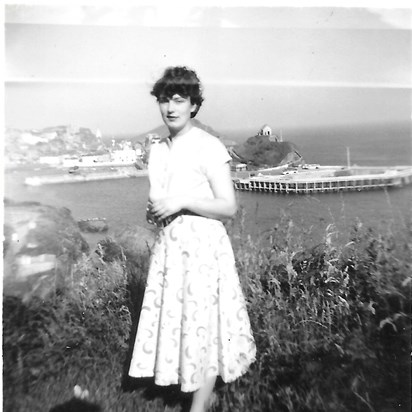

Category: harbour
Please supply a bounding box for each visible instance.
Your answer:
[4,122,411,245]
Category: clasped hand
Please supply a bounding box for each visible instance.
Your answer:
[149,197,185,221]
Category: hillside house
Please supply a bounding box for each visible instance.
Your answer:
[258,124,283,142]
[258,124,272,136]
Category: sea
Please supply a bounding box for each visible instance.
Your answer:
[4,122,412,248]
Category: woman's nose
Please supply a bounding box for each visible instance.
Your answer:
[167,101,177,113]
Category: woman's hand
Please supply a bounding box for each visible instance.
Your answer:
[150,196,185,221]
[148,163,237,222]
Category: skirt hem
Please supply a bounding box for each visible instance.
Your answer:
[128,357,256,393]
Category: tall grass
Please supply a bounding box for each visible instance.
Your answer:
[224,212,411,411]
[3,212,411,412]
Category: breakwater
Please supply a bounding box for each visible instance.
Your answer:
[233,165,412,194]
[25,167,148,186]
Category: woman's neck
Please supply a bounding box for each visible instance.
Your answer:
[169,121,193,140]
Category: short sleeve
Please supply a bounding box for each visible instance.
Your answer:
[201,136,232,180]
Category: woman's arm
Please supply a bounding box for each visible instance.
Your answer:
[149,162,237,221]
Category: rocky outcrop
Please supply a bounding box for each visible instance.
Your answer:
[231,134,303,168]
[3,200,90,302]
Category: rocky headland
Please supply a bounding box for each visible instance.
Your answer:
[230,132,303,168]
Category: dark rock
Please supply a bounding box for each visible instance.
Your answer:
[231,134,303,167]
[3,201,89,302]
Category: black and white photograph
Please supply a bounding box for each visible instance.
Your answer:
[3,1,411,411]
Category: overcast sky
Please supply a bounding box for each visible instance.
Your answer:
[4,2,412,137]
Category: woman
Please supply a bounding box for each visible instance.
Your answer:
[128,66,256,412]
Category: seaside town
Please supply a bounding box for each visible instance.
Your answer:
[6,123,412,193]
[4,125,146,169]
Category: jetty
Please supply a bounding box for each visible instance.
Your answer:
[25,167,148,186]
[233,165,412,194]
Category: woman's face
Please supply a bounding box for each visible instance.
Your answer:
[158,94,197,136]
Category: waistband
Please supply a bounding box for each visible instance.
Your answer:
[160,209,202,228]
[147,206,202,228]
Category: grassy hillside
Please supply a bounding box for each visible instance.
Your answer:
[3,213,411,412]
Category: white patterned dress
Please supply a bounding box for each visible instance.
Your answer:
[128,127,256,393]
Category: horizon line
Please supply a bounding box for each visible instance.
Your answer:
[5,77,411,89]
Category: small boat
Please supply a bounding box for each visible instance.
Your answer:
[68,166,80,174]
[77,217,109,233]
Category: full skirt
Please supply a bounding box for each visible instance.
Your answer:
[128,215,256,392]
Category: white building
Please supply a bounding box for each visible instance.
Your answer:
[258,124,283,142]
[38,156,61,165]
[146,133,161,144]
[258,124,272,136]
[111,149,137,164]
[61,155,80,167]
[79,153,111,166]
[231,163,248,172]
[134,145,144,158]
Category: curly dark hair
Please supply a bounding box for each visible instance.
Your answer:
[151,66,204,118]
